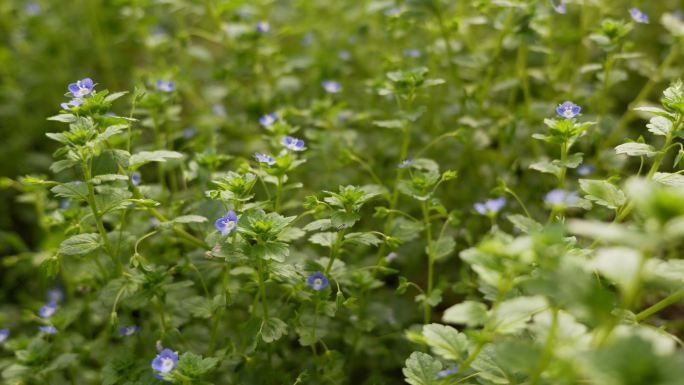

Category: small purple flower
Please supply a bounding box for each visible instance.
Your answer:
[307,271,329,291]
[119,325,140,337]
[283,136,305,151]
[403,48,421,58]
[630,8,649,24]
[67,78,94,98]
[550,0,566,14]
[150,217,160,228]
[39,301,58,318]
[259,112,278,127]
[544,189,579,207]
[322,80,342,94]
[60,98,84,110]
[131,172,141,186]
[47,287,64,303]
[151,348,179,380]
[215,210,238,235]
[555,101,581,119]
[0,329,9,343]
[577,164,595,176]
[338,50,352,61]
[386,252,398,262]
[183,127,197,139]
[384,7,401,17]
[474,197,506,216]
[212,104,226,117]
[255,152,276,166]
[398,159,414,169]
[156,80,175,92]
[39,325,58,334]
[256,21,270,33]
[60,199,70,209]
[25,2,41,16]
[437,366,460,379]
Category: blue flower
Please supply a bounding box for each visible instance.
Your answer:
[403,48,422,58]
[119,325,140,337]
[398,159,414,169]
[215,210,238,235]
[212,104,226,117]
[47,287,64,303]
[385,252,398,262]
[630,8,649,24]
[39,325,58,334]
[549,0,566,14]
[182,127,197,139]
[67,78,94,98]
[151,348,179,380]
[322,80,342,94]
[555,101,581,119]
[0,329,9,343]
[544,189,579,207]
[256,21,270,33]
[307,272,329,291]
[156,80,175,92]
[577,164,595,176]
[39,301,58,318]
[25,2,41,16]
[338,50,352,61]
[60,98,84,110]
[474,197,506,216]
[283,136,305,151]
[255,152,276,166]
[437,366,459,379]
[150,217,160,228]
[131,172,141,186]
[259,112,278,127]
[60,199,70,209]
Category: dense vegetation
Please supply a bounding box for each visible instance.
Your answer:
[2,1,684,384]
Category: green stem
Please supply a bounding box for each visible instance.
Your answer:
[558,141,569,188]
[422,201,434,324]
[82,159,121,276]
[275,175,283,212]
[529,308,558,385]
[636,289,684,322]
[325,229,347,275]
[257,259,269,321]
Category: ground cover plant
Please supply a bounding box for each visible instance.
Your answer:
[2,0,684,384]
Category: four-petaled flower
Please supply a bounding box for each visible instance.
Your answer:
[550,0,566,14]
[156,80,175,92]
[544,189,579,207]
[307,271,329,291]
[255,152,276,165]
[630,8,649,24]
[60,98,84,110]
[151,348,179,380]
[215,210,238,235]
[259,112,278,127]
[131,172,141,186]
[577,164,595,176]
[119,325,140,337]
[322,80,342,94]
[39,301,58,318]
[68,78,95,98]
[39,325,58,334]
[0,329,9,343]
[256,21,270,33]
[437,366,460,379]
[555,101,581,119]
[398,159,414,169]
[474,197,506,216]
[283,136,305,151]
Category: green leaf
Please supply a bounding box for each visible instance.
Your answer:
[128,150,184,170]
[443,301,489,327]
[251,241,289,262]
[173,215,208,224]
[58,233,101,256]
[615,142,656,157]
[422,324,468,361]
[344,232,382,246]
[51,182,88,202]
[103,91,129,103]
[174,352,219,379]
[309,232,336,248]
[402,352,442,385]
[654,172,684,188]
[491,296,547,334]
[429,237,455,260]
[507,214,543,234]
[261,317,288,343]
[646,116,673,136]
[579,179,627,209]
[529,161,561,177]
[47,114,76,123]
[591,247,641,291]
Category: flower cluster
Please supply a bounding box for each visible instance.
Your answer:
[61,78,94,110]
